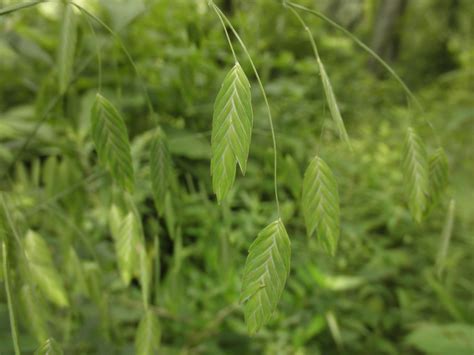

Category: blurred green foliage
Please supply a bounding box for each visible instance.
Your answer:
[0,0,473,354]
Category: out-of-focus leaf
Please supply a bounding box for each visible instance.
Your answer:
[135,310,161,355]
[20,285,48,344]
[100,0,146,31]
[405,323,474,355]
[109,209,141,286]
[138,243,151,307]
[167,130,211,159]
[24,230,69,307]
[429,147,449,208]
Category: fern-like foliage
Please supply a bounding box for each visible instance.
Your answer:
[58,3,77,94]
[240,219,291,334]
[429,147,449,208]
[135,310,161,355]
[402,127,429,223]
[24,230,69,307]
[34,338,63,355]
[150,127,174,216]
[317,58,351,149]
[302,156,340,255]
[91,94,135,192]
[211,62,253,202]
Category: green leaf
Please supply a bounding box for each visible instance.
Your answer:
[34,338,63,355]
[109,209,140,285]
[282,155,302,199]
[135,310,161,355]
[58,4,77,94]
[138,243,151,308]
[65,247,88,296]
[24,230,69,307]
[150,127,173,215]
[211,62,253,202]
[109,204,123,239]
[168,129,211,159]
[302,156,340,255]
[317,58,351,150]
[20,285,48,344]
[91,93,135,192]
[240,219,291,334]
[429,147,449,208]
[405,323,474,355]
[402,127,429,223]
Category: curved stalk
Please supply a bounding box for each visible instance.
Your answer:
[210,2,281,216]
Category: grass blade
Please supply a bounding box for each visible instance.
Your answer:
[24,230,69,307]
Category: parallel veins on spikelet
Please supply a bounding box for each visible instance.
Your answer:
[428,147,449,208]
[402,127,429,223]
[211,62,253,202]
[91,94,135,192]
[150,127,174,216]
[240,219,291,334]
[302,156,340,255]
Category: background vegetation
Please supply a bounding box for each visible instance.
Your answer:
[0,0,473,354]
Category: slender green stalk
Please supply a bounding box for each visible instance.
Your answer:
[212,7,237,63]
[82,10,103,92]
[211,2,281,216]
[286,1,419,108]
[288,7,328,154]
[72,3,157,124]
[286,1,440,145]
[2,242,21,355]
[0,0,43,16]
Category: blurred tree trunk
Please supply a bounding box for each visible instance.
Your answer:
[222,0,233,14]
[326,0,364,31]
[368,0,407,74]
